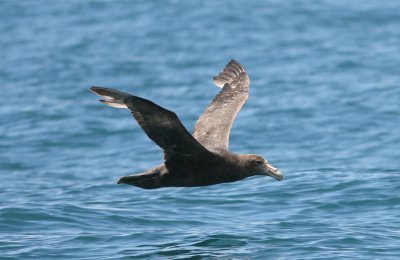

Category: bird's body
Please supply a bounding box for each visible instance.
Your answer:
[118,149,258,189]
[91,60,283,189]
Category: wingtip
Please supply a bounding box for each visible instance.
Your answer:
[212,59,248,88]
[228,59,245,72]
[89,86,130,109]
[100,99,127,108]
[89,86,103,95]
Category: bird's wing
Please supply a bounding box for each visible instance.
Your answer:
[123,95,215,164]
[90,86,216,167]
[193,60,250,150]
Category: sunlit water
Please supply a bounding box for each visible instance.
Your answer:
[1,1,400,259]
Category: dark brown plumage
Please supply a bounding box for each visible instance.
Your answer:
[90,60,283,189]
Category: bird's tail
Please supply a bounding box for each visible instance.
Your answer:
[90,86,131,108]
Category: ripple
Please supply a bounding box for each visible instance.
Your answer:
[192,234,248,247]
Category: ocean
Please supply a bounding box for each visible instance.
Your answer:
[1,0,399,259]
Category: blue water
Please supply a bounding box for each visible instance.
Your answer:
[1,0,400,259]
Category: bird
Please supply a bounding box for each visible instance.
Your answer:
[90,60,284,189]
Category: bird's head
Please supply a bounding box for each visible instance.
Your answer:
[241,154,284,181]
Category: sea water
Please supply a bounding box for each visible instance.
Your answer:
[1,1,399,259]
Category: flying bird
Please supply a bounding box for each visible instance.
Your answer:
[90,60,284,189]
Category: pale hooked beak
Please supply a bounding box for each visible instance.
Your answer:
[265,163,284,181]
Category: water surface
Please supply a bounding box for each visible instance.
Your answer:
[1,1,399,259]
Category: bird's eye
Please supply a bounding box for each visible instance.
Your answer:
[256,160,264,165]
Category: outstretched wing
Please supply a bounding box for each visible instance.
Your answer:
[124,96,214,163]
[193,60,250,150]
[90,87,214,165]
